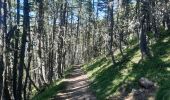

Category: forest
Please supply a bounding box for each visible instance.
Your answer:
[0,0,170,100]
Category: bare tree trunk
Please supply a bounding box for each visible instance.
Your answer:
[1,0,8,99]
[13,30,19,100]
[139,1,151,59]
[17,0,29,99]
[4,77,11,100]
[37,0,47,85]
[13,0,20,99]
[119,32,124,57]
[0,0,5,99]
[0,56,4,100]
[48,14,57,83]
[24,31,31,100]
[74,1,81,64]
[108,0,115,64]
[140,18,150,59]
[58,1,67,78]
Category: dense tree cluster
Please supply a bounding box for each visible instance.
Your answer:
[0,0,169,99]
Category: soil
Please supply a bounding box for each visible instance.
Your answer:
[53,66,96,100]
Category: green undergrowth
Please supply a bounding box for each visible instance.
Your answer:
[156,81,170,100]
[83,31,170,100]
[31,66,73,100]
[31,80,64,100]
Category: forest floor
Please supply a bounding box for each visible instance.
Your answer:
[31,65,96,100]
[52,65,96,100]
[83,32,170,100]
[32,31,170,100]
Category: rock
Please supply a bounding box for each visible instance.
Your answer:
[139,77,154,89]
[119,85,126,93]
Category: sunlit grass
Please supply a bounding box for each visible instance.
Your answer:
[31,80,64,100]
[167,68,170,72]
[31,66,74,100]
[130,50,141,63]
[31,31,170,100]
[83,33,170,100]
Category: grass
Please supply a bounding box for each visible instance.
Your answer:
[31,80,65,100]
[156,81,170,100]
[31,31,170,100]
[83,32,170,100]
[31,66,73,100]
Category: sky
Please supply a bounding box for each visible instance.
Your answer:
[12,0,136,23]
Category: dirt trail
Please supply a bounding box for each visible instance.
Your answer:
[53,66,96,100]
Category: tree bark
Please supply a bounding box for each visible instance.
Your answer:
[139,1,151,59]
[108,0,115,64]
[13,1,20,99]
[17,0,29,99]
[0,0,5,99]
[57,1,67,78]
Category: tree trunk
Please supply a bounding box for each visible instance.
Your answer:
[17,0,29,99]
[108,0,115,64]
[58,2,66,78]
[140,18,150,59]
[139,0,151,59]
[0,0,5,99]
[0,55,4,100]
[24,31,31,100]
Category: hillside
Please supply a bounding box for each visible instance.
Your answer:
[1,0,170,99]
[83,32,170,100]
[31,32,170,100]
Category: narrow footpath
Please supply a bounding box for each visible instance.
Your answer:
[54,66,96,100]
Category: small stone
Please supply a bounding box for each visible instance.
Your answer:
[139,77,154,89]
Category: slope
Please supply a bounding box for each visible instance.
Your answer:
[83,32,170,100]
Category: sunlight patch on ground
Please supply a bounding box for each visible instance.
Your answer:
[88,62,105,75]
[83,34,170,100]
[120,63,133,76]
[90,62,112,81]
[163,37,170,43]
[161,56,170,62]
[130,50,141,63]
[110,61,136,97]
[167,68,170,72]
